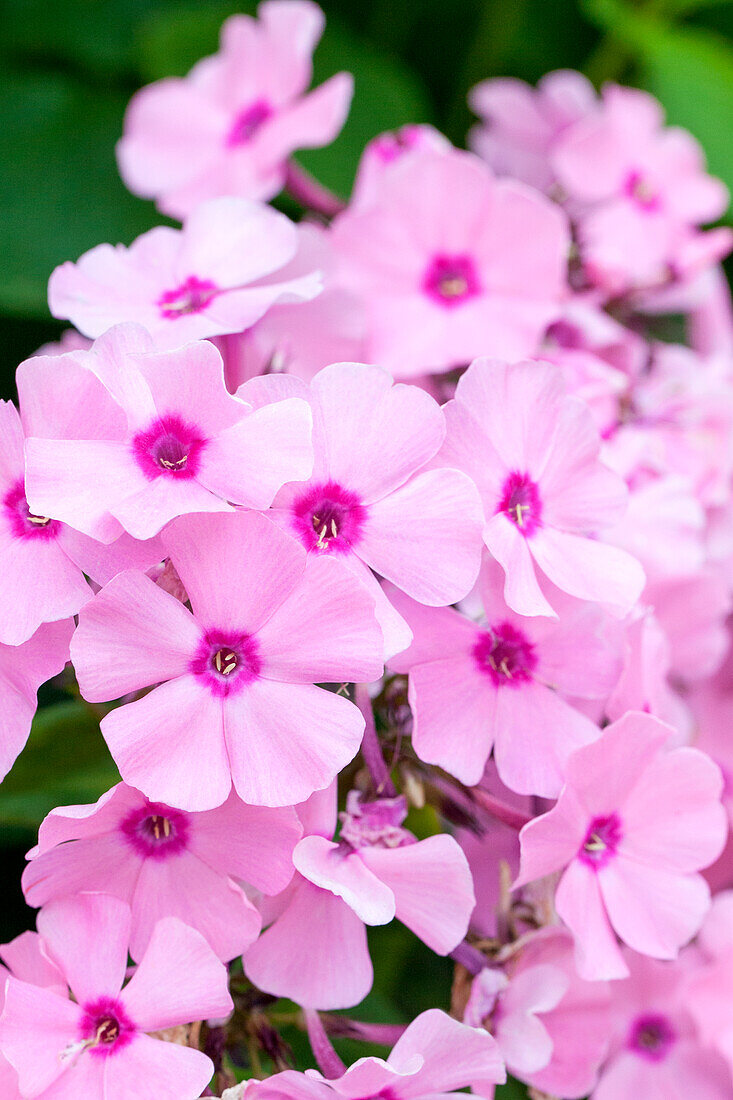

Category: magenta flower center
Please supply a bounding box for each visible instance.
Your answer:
[498,471,542,536]
[579,813,623,869]
[132,414,207,480]
[624,171,661,212]
[291,481,367,554]
[423,253,481,308]
[121,801,189,860]
[627,1013,676,1062]
[191,629,262,697]
[3,479,59,541]
[78,997,134,1059]
[473,622,537,687]
[157,275,219,319]
[226,99,273,146]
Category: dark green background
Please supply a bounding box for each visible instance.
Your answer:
[0,1,732,1093]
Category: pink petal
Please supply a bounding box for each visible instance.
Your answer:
[101,675,231,812]
[408,657,495,786]
[175,197,298,286]
[555,860,628,981]
[224,679,364,807]
[0,933,65,997]
[257,554,383,683]
[23,833,138,910]
[344,557,413,664]
[37,894,131,1004]
[244,878,372,1010]
[0,979,82,1097]
[498,1008,554,1076]
[293,836,395,925]
[190,795,302,895]
[361,834,475,953]
[514,800,587,888]
[72,570,201,701]
[256,72,353,164]
[493,680,600,798]
[163,510,305,633]
[102,1033,216,1100]
[59,527,164,587]
[0,524,90,646]
[311,362,445,502]
[358,468,483,605]
[121,917,232,1029]
[389,1008,506,1090]
[31,784,143,852]
[530,527,645,616]
[129,853,260,962]
[111,473,234,541]
[199,398,314,508]
[483,513,557,618]
[565,712,669,818]
[385,583,481,673]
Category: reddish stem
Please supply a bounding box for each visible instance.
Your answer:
[304,1008,347,1079]
[285,160,346,218]
[470,786,533,831]
[354,683,396,796]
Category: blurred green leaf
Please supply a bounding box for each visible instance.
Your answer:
[0,71,162,319]
[0,701,119,831]
[496,1078,532,1098]
[137,1,257,80]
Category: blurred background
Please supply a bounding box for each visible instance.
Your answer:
[0,1,732,1086]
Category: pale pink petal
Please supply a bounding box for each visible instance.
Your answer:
[23,833,139,910]
[555,861,628,980]
[408,657,495,786]
[37,894,131,1004]
[59,527,164,586]
[256,73,353,163]
[344,558,413,663]
[564,713,669,818]
[111,473,233,541]
[224,680,363,807]
[31,784,143,852]
[0,933,65,997]
[121,917,232,1028]
[163,511,305,633]
[0,980,82,1097]
[0,524,90,646]
[389,1008,506,1091]
[199,398,313,508]
[361,834,475,953]
[483,513,557,618]
[514,800,587,888]
[385,584,481,673]
[358,468,483,605]
[257,554,383,683]
[439,396,507,509]
[190,796,302,895]
[599,859,711,959]
[294,836,394,925]
[72,570,201,701]
[244,878,372,1010]
[530,527,645,615]
[129,853,260,962]
[311,362,445,502]
[102,1033,215,1100]
[175,197,298,286]
[498,1009,554,1076]
[101,675,231,812]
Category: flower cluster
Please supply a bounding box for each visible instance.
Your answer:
[1,2,733,1097]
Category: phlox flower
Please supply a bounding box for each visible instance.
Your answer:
[117,1,353,217]
[24,323,313,541]
[439,357,645,617]
[685,891,733,1077]
[22,783,301,962]
[244,785,474,1009]
[387,558,621,796]
[48,197,321,351]
[242,1009,505,1097]
[552,84,731,290]
[0,893,232,1100]
[468,69,597,193]
[330,148,570,377]
[243,361,484,658]
[71,510,384,810]
[593,948,732,1100]
[0,396,161,645]
[515,712,728,980]
[350,123,452,209]
[0,618,73,782]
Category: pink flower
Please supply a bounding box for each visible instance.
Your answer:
[0,618,73,782]
[0,396,160,645]
[22,782,301,961]
[244,362,484,659]
[330,149,570,377]
[685,891,733,1077]
[387,559,621,796]
[594,948,732,1100]
[350,123,452,209]
[24,323,314,541]
[48,198,321,351]
[243,1009,505,1097]
[439,357,645,617]
[552,85,730,290]
[515,712,728,980]
[244,785,475,1008]
[117,2,353,217]
[469,70,597,193]
[71,510,384,810]
[0,893,233,1100]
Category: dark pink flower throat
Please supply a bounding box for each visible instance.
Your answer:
[191,629,262,697]
[226,100,273,146]
[423,253,481,308]
[579,813,623,869]
[3,479,59,541]
[291,481,366,554]
[628,1013,676,1062]
[498,471,542,536]
[78,997,134,1059]
[121,801,189,860]
[473,622,537,687]
[132,414,207,480]
[157,275,219,319]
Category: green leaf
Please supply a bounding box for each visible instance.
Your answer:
[0,71,163,319]
[0,701,119,831]
[137,1,257,81]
